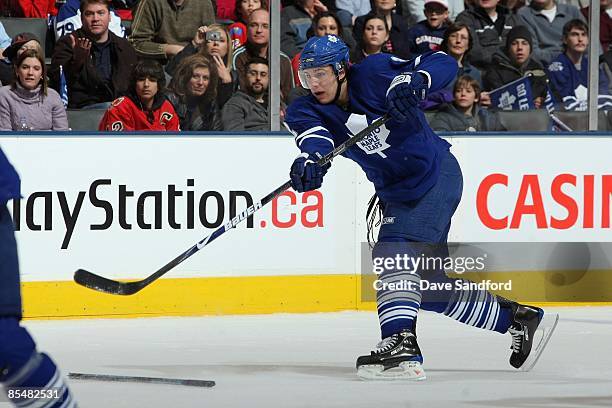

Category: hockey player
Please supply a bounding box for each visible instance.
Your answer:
[284,35,558,380]
[0,148,78,406]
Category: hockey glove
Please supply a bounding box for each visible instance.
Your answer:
[386,72,429,123]
[290,152,330,193]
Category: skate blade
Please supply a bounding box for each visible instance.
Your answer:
[357,361,426,381]
[519,312,559,372]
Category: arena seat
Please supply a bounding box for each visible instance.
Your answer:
[67,109,106,131]
[0,17,48,51]
[550,111,609,131]
[497,110,551,131]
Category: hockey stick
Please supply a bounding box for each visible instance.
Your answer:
[68,372,215,387]
[74,114,390,295]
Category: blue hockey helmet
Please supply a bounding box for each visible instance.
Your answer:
[299,35,349,89]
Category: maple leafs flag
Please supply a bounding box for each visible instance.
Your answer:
[489,76,535,111]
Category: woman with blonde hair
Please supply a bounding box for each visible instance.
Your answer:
[166,54,222,131]
[166,24,237,107]
[0,49,68,130]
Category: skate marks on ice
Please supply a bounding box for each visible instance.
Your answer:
[467,394,612,407]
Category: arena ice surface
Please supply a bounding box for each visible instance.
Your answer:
[19,308,612,408]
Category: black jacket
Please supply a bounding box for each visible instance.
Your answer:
[166,92,222,131]
[484,49,549,99]
[353,13,411,60]
[49,29,137,109]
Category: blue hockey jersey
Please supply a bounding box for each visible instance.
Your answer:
[284,52,458,203]
[0,147,20,205]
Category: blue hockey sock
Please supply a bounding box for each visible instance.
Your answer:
[442,282,512,334]
[0,318,77,407]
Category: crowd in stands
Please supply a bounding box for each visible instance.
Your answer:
[1,0,612,132]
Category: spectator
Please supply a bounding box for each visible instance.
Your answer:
[166,54,222,131]
[354,1,411,59]
[430,75,505,131]
[351,14,390,63]
[50,0,137,109]
[399,0,464,26]
[547,19,609,108]
[0,33,44,86]
[3,0,58,18]
[0,23,12,56]
[407,0,450,55]
[502,0,525,14]
[166,24,237,108]
[422,22,484,110]
[222,56,273,130]
[233,8,295,103]
[281,0,328,58]
[484,25,549,109]
[0,49,68,131]
[517,0,585,66]
[228,0,268,49]
[54,0,125,41]
[336,0,371,25]
[581,0,612,52]
[291,11,349,85]
[99,60,180,131]
[129,0,215,60]
[455,0,521,69]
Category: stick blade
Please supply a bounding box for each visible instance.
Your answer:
[74,269,141,296]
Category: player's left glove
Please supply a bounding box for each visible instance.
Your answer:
[386,72,429,122]
[290,152,330,193]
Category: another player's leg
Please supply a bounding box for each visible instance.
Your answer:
[0,205,78,407]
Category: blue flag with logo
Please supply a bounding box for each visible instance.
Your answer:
[489,76,535,111]
[59,65,68,109]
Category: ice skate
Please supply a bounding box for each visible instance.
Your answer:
[356,330,426,380]
[507,303,559,371]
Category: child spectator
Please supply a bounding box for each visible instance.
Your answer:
[166,24,237,108]
[455,0,521,68]
[222,56,273,130]
[166,54,222,131]
[0,33,44,86]
[430,75,505,131]
[0,49,68,131]
[99,60,179,131]
[517,0,585,66]
[484,25,549,109]
[228,0,268,49]
[407,0,449,55]
[547,19,609,109]
[354,0,411,59]
[351,14,390,63]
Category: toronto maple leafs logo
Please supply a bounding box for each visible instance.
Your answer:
[328,35,338,42]
[346,114,390,158]
[497,91,516,110]
[548,61,564,72]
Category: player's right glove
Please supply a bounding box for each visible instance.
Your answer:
[289,152,330,193]
[386,72,429,122]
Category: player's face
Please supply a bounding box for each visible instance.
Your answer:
[564,28,588,54]
[424,5,448,28]
[240,0,261,20]
[315,16,339,37]
[302,66,338,104]
[454,85,478,109]
[248,9,270,45]
[246,63,269,96]
[206,30,228,58]
[188,67,210,97]
[447,27,469,59]
[81,4,110,37]
[363,18,388,49]
[135,76,158,104]
[510,38,530,65]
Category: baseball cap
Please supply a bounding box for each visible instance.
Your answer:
[4,32,41,62]
[424,0,449,9]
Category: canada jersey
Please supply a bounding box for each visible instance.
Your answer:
[284,52,458,203]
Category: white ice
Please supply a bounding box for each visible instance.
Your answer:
[16,307,612,408]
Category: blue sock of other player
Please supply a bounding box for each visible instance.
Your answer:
[0,318,78,408]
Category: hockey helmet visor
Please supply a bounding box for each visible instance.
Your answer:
[298,35,349,89]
